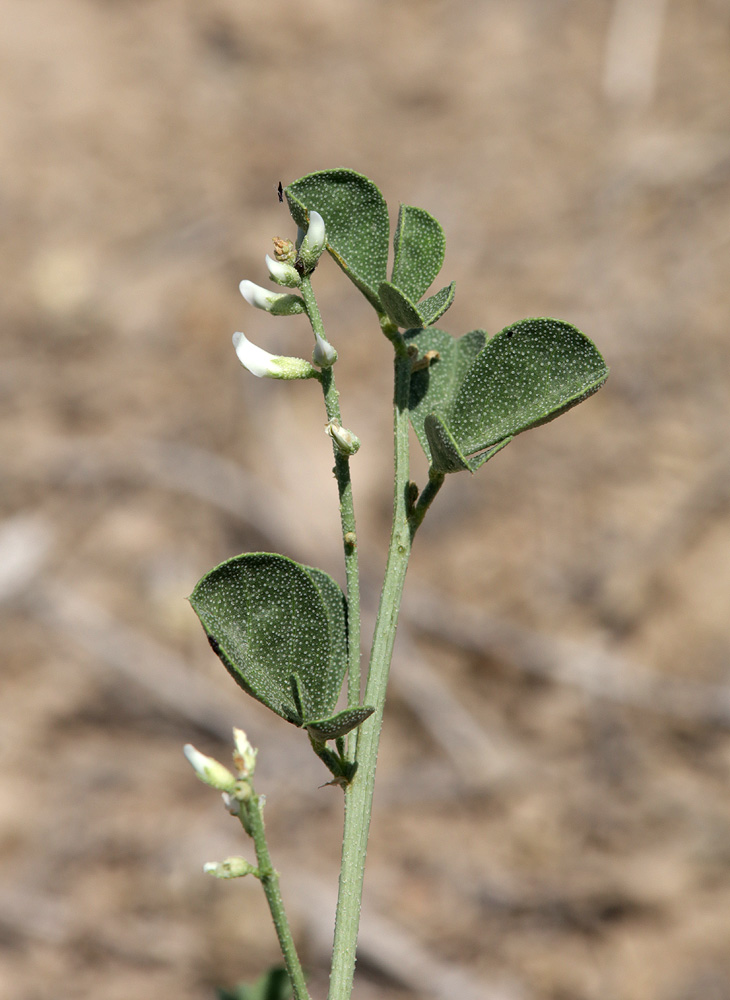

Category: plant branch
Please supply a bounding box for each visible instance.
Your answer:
[300,276,362,716]
[409,470,445,537]
[328,343,414,1000]
[242,791,311,1000]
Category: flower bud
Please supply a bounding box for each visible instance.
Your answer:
[325,420,361,456]
[265,254,301,288]
[312,331,338,368]
[232,727,258,778]
[233,332,317,380]
[203,857,259,879]
[221,792,241,816]
[184,744,237,791]
[239,280,304,315]
[298,210,326,271]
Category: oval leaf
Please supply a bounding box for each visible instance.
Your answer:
[391,204,445,302]
[285,169,389,310]
[448,318,609,458]
[190,553,348,726]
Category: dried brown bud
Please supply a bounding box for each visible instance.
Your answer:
[272,237,296,263]
[411,349,441,372]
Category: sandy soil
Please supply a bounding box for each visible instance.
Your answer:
[2,1,730,998]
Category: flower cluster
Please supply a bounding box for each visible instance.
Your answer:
[234,210,338,379]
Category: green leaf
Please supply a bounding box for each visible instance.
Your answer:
[217,967,293,1000]
[449,318,609,457]
[285,169,389,310]
[422,412,471,473]
[417,281,456,326]
[378,281,423,329]
[190,553,350,729]
[419,318,609,473]
[306,706,374,743]
[379,280,456,330]
[406,328,486,463]
[391,204,445,302]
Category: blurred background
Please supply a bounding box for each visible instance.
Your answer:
[2,1,730,998]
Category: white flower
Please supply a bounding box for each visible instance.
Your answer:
[239,280,304,315]
[233,332,317,380]
[265,254,300,288]
[183,744,237,791]
[312,331,338,368]
[298,210,327,270]
[232,727,258,777]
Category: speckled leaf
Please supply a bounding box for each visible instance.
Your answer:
[391,204,445,302]
[190,553,349,727]
[378,281,423,329]
[379,280,456,330]
[417,281,456,325]
[425,318,609,473]
[303,565,348,685]
[406,328,486,463]
[449,318,609,456]
[306,706,374,743]
[422,412,471,473]
[285,169,389,310]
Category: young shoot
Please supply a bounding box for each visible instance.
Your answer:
[185,168,609,1000]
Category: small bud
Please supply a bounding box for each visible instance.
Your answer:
[325,420,361,456]
[233,332,318,380]
[298,210,326,271]
[184,744,237,791]
[232,728,258,778]
[265,254,301,288]
[312,331,338,368]
[203,857,259,879]
[271,236,296,263]
[221,792,241,816]
[239,280,305,315]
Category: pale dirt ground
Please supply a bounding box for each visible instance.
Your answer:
[2,2,730,999]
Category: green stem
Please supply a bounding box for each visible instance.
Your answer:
[328,344,416,1000]
[410,469,445,536]
[300,276,362,715]
[244,792,311,1000]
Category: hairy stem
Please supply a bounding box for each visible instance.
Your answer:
[328,343,415,1000]
[244,793,311,1000]
[300,276,362,715]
